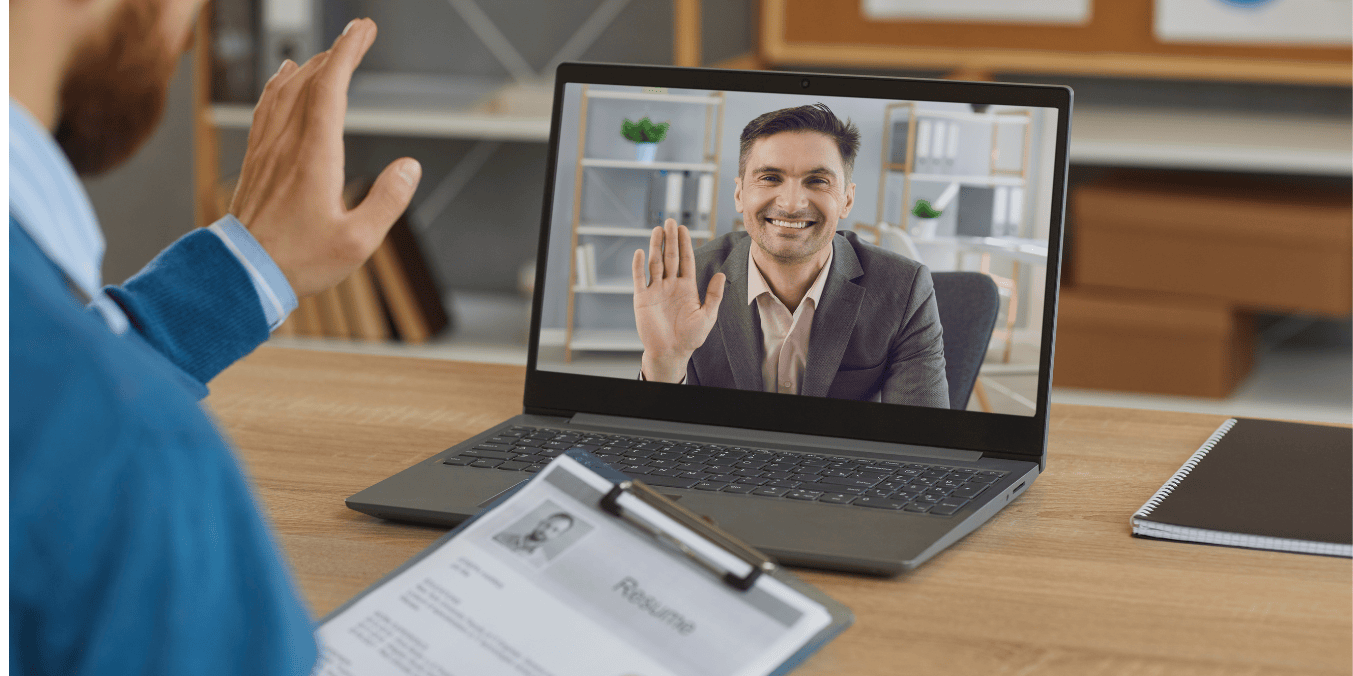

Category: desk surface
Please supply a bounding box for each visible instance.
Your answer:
[207,346,1351,675]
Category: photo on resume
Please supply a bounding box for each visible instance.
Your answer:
[491,499,595,567]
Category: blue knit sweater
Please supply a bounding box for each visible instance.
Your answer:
[10,219,318,675]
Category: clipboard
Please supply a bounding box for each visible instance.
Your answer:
[317,448,853,676]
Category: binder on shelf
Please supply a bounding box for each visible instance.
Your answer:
[945,123,960,171]
[337,262,391,342]
[340,177,449,344]
[915,119,932,173]
[956,186,995,237]
[292,294,325,337]
[930,121,947,173]
[992,186,1009,235]
[315,286,351,339]
[259,0,321,90]
[209,0,258,103]
[336,179,391,342]
[1007,187,1024,236]
[315,450,853,675]
[663,171,685,224]
[889,120,909,166]
[574,242,598,288]
[1132,418,1352,557]
[646,171,663,228]
[368,220,449,344]
[695,173,714,233]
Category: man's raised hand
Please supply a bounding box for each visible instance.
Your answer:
[631,220,726,383]
[229,18,421,298]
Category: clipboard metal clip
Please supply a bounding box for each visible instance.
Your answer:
[600,480,777,591]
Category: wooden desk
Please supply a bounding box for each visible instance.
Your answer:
[207,346,1351,675]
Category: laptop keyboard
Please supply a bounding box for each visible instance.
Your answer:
[442,426,1007,516]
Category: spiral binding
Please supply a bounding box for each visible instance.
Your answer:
[1132,418,1239,523]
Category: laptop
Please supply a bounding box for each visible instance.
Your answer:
[348,63,1071,575]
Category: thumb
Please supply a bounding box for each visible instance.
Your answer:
[352,158,421,233]
[703,272,726,314]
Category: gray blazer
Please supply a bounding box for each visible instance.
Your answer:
[687,230,950,409]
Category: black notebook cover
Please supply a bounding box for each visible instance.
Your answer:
[1133,418,1352,555]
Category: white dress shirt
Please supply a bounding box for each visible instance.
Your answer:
[746,245,833,395]
[9,98,297,332]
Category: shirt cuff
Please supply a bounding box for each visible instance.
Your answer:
[207,215,298,331]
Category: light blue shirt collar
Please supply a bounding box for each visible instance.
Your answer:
[9,98,106,301]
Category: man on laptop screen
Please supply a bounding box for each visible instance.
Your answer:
[344,68,1070,575]
[632,103,948,407]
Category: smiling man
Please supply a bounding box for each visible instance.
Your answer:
[632,103,948,407]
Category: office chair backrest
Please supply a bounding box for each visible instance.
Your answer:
[930,272,1001,410]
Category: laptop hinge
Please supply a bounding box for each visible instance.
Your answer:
[524,406,574,417]
[569,413,983,463]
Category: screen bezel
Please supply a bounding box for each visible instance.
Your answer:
[524,62,1070,463]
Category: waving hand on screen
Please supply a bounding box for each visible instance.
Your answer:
[631,219,726,383]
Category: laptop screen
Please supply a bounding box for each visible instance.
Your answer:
[528,66,1069,458]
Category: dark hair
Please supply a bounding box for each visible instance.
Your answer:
[544,513,574,528]
[738,103,861,182]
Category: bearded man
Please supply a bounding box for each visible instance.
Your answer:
[11,1,419,673]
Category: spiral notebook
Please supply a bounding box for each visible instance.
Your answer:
[1131,418,1352,557]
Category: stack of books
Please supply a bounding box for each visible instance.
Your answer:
[219,177,450,344]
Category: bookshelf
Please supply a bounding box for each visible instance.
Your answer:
[192,0,709,229]
[563,85,726,362]
[877,103,1033,234]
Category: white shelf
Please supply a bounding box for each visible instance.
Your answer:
[584,90,723,105]
[573,280,634,294]
[580,158,718,172]
[577,224,715,238]
[915,109,1031,124]
[210,75,553,141]
[568,329,643,351]
[210,103,550,141]
[903,173,1028,186]
[1070,106,1352,175]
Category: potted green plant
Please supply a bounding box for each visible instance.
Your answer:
[911,198,943,239]
[622,117,670,162]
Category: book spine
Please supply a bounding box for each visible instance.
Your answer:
[915,120,931,172]
[664,171,684,225]
[930,121,946,174]
[1132,418,1239,523]
[695,173,713,234]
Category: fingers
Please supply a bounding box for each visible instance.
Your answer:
[704,272,726,314]
[349,158,421,248]
[632,248,648,291]
[253,50,331,157]
[306,18,377,134]
[234,59,300,214]
[677,224,695,279]
[647,226,663,282]
[662,219,679,279]
[248,59,298,148]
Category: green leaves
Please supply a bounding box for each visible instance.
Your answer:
[911,199,943,219]
[621,117,671,143]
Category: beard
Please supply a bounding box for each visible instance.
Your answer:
[55,0,181,176]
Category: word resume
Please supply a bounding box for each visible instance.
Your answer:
[313,455,832,676]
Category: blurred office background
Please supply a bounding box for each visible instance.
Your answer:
[89,0,1350,423]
